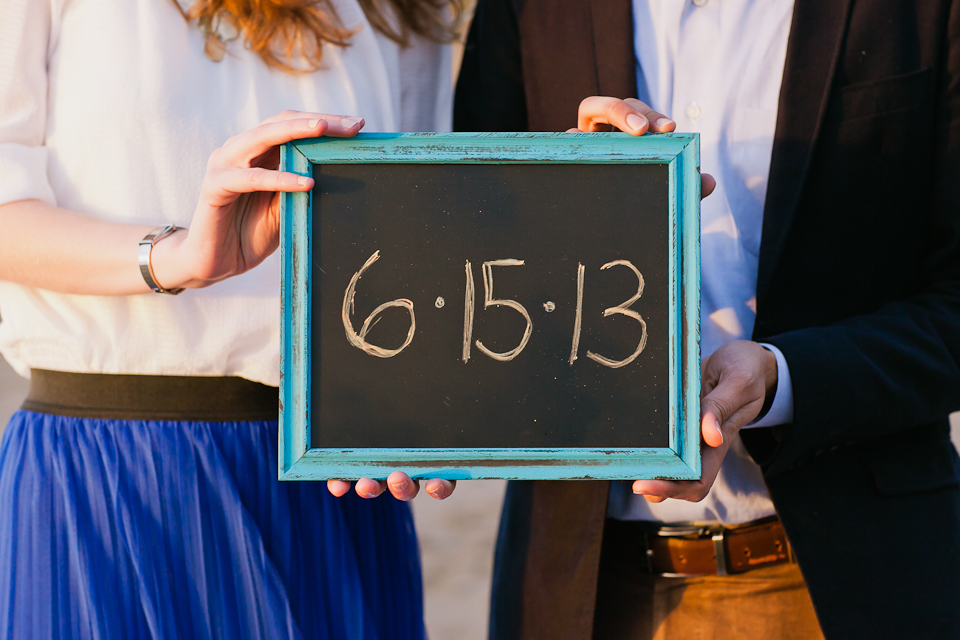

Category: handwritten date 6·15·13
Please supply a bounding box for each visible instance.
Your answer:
[341,251,648,368]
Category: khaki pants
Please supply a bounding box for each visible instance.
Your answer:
[593,543,824,640]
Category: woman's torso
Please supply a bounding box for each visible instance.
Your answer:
[0,0,452,386]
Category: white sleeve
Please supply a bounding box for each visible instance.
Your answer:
[742,343,795,428]
[0,0,57,207]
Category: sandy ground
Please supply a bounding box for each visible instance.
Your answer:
[0,354,957,640]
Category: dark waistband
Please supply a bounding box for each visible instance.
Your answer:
[23,369,279,422]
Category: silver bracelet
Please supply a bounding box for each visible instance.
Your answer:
[138,224,185,295]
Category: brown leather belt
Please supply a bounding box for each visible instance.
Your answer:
[604,516,793,577]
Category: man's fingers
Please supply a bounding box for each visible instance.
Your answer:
[701,382,741,448]
[578,95,647,133]
[700,376,766,449]
[632,478,706,502]
[355,477,388,498]
[387,471,421,501]
[578,96,677,135]
[623,98,675,132]
[632,438,729,502]
[424,478,456,500]
[701,408,726,448]
[578,96,644,134]
[701,172,717,198]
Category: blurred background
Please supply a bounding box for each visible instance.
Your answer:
[0,346,957,640]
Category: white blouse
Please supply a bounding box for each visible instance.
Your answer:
[0,0,452,386]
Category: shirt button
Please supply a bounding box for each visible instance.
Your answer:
[692,0,708,6]
[685,102,702,120]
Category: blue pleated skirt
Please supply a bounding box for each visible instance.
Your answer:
[0,410,425,640]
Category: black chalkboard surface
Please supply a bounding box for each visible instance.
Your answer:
[279,133,700,481]
[313,163,669,449]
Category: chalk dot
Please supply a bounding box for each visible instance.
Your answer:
[435,297,445,309]
[543,301,556,312]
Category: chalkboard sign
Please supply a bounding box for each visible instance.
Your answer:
[279,133,700,481]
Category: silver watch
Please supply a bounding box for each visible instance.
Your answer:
[138,224,185,295]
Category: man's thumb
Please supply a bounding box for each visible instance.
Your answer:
[700,391,733,448]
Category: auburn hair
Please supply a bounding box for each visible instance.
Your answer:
[175,0,463,72]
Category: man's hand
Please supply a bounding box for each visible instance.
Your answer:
[632,341,778,503]
[574,96,717,198]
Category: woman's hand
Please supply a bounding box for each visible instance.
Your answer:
[327,473,456,501]
[150,110,365,290]
[574,96,717,198]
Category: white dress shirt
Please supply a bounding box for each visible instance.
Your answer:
[608,0,796,524]
[0,0,451,387]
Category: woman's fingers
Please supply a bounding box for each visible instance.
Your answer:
[577,96,675,134]
[202,167,313,205]
[424,479,456,500]
[214,113,365,169]
[386,471,421,501]
[327,475,453,500]
[215,118,327,167]
[258,110,363,133]
[355,477,388,498]
[319,115,365,138]
[327,479,352,497]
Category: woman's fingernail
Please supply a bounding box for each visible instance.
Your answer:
[656,117,674,128]
[308,118,321,128]
[297,176,309,186]
[626,113,647,131]
[341,117,361,129]
[393,479,408,492]
[715,418,724,443]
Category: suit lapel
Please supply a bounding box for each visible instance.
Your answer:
[590,0,638,99]
[518,0,636,131]
[756,0,855,303]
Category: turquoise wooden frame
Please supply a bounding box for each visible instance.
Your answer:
[279,132,700,481]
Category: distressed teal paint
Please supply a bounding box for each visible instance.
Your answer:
[279,143,311,475]
[281,448,697,481]
[279,132,701,481]
[680,135,703,478]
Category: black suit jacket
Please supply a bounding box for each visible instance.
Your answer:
[454,1,960,638]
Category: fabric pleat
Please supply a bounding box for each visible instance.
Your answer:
[0,410,425,640]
